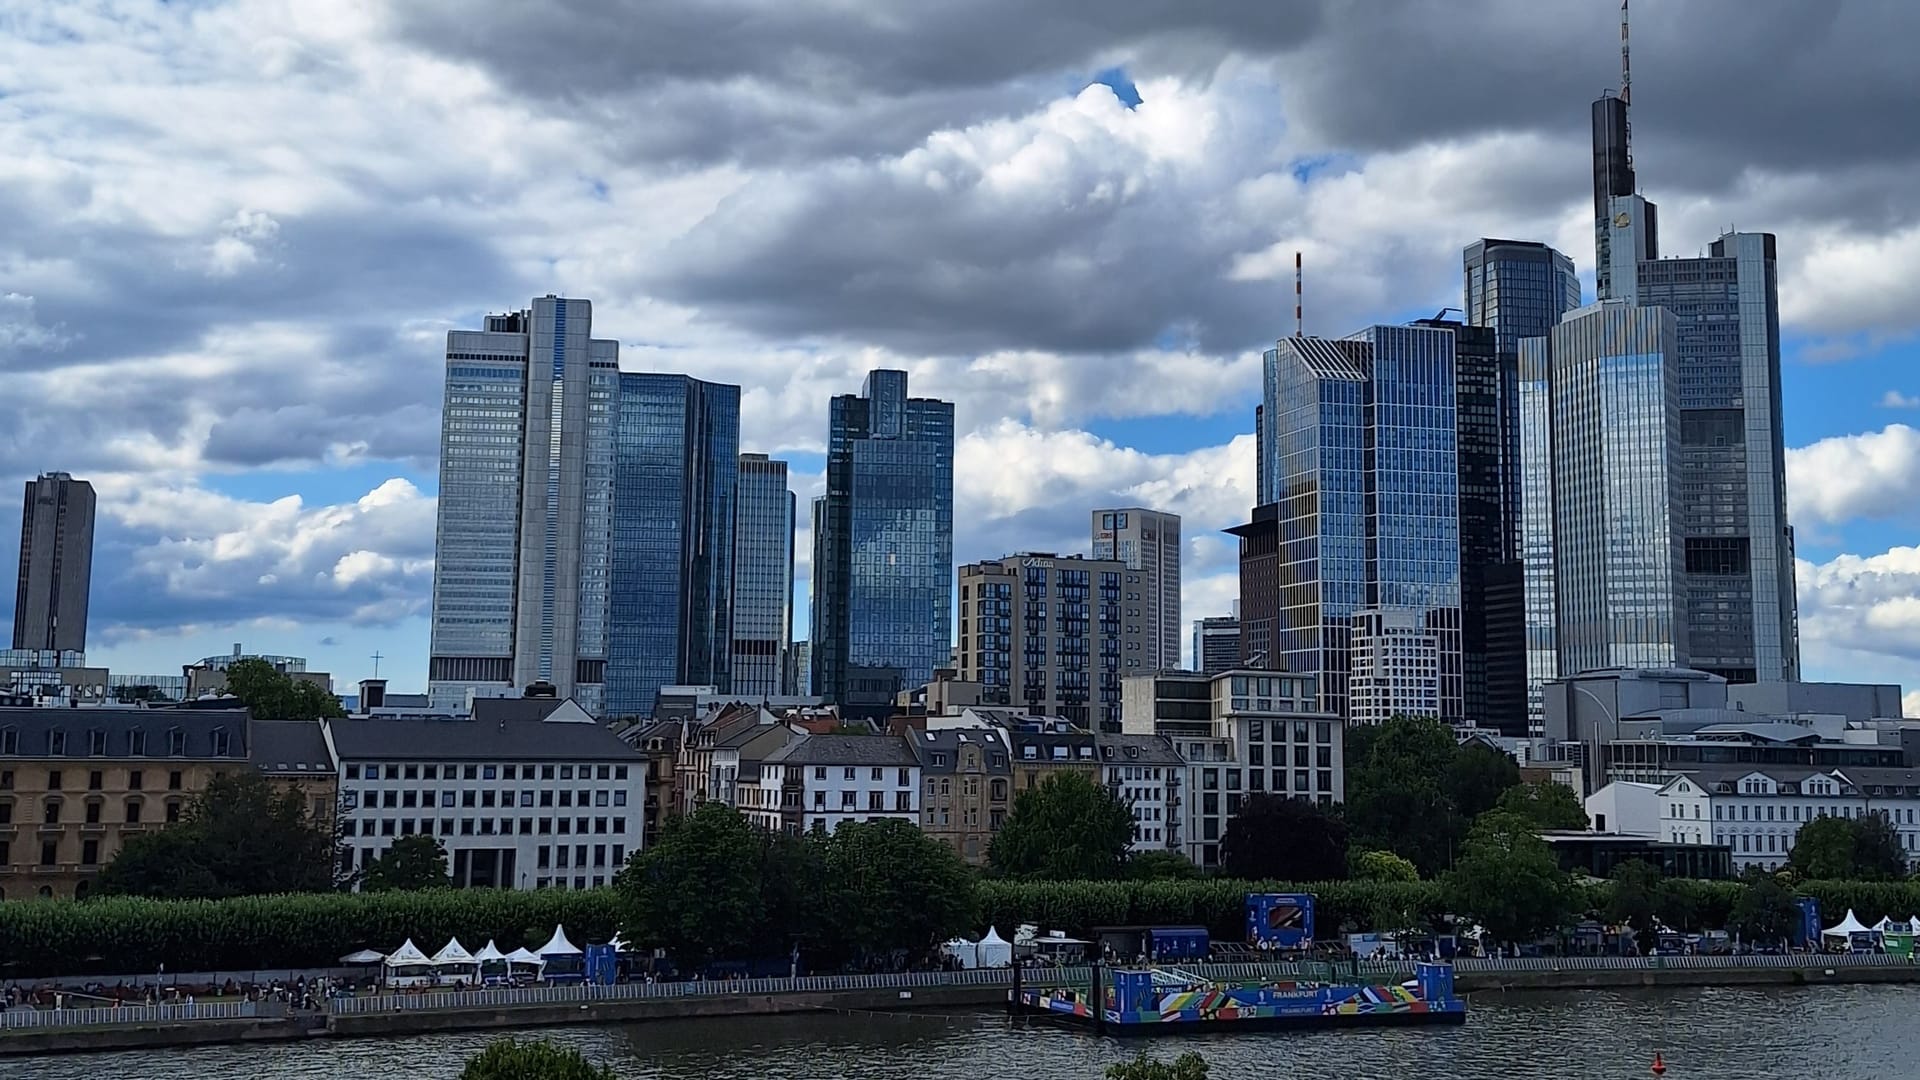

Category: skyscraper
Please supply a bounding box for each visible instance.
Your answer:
[958,553,1138,729]
[604,373,741,717]
[1636,235,1799,684]
[13,472,94,654]
[1248,325,1463,722]
[1091,508,1181,674]
[1455,240,1580,734]
[731,453,795,699]
[428,296,617,714]
[811,369,954,718]
[1518,299,1686,720]
[1191,612,1240,675]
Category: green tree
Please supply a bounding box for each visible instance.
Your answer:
[1351,849,1420,883]
[1605,859,1664,951]
[1789,815,1857,880]
[1441,811,1575,949]
[988,772,1135,880]
[1127,850,1203,881]
[1107,1052,1209,1080]
[362,835,451,892]
[1344,716,1461,874]
[615,803,764,966]
[220,657,347,720]
[460,1038,613,1080]
[817,819,975,965]
[1728,869,1797,945]
[97,769,336,899]
[1444,742,1521,821]
[1853,813,1908,881]
[1220,795,1348,881]
[1494,781,1590,831]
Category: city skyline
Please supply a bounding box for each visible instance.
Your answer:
[2,4,1919,711]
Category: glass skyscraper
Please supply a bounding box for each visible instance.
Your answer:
[810,369,954,718]
[731,453,796,699]
[1518,299,1687,723]
[604,373,741,718]
[1091,508,1181,674]
[429,296,618,714]
[1247,325,1462,722]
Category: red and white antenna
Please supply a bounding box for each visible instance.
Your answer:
[1294,251,1303,338]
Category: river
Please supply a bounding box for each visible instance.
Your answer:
[0,985,1911,1079]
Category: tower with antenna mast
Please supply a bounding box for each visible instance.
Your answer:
[1592,0,1656,302]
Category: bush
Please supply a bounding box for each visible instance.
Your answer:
[461,1038,613,1080]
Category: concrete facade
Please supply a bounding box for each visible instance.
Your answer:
[13,473,94,654]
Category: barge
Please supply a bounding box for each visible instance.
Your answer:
[1012,961,1468,1033]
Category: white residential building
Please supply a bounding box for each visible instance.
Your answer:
[1347,607,1441,725]
[1096,734,1184,853]
[1584,780,1661,838]
[753,734,920,835]
[328,697,645,890]
[1656,766,1920,872]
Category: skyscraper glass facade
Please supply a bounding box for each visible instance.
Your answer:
[605,373,740,718]
[812,369,954,715]
[1091,508,1181,674]
[429,297,616,713]
[1254,326,1462,722]
[1519,300,1686,722]
[732,453,795,698]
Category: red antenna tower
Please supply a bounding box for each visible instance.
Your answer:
[1294,251,1303,338]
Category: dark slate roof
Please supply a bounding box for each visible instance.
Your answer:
[470,697,573,724]
[909,728,1012,773]
[1094,734,1184,765]
[248,720,334,775]
[762,734,919,767]
[327,715,644,763]
[0,706,249,760]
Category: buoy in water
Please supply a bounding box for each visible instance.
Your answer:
[1651,1051,1667,1076]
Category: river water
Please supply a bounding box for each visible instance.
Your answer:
[1,985,1912,1079]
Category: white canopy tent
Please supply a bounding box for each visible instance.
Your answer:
[537,925,582,957]
[941,937,980,969]
[977,927,1013,969]
[383,939,435,987]
[473,940,509,983]
[537,925,585,981]
[1822,910,1874,941]
[504,946,546,975]
[431,938,478,984]
[340,949,385,965]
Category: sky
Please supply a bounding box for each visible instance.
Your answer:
[3,1,1920,712]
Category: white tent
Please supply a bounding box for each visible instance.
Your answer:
[941,937,980,969]
[340,949,385,965]
[1822,909,1874,940]
[474,940,510,983]
[504,946,546,972]
[537,925,582,957]
[1873,915,1908,934]
[978,927,1013,969]
[383,939,435,987]
[431,938,478,983]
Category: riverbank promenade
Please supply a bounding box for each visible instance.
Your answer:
[2,953,1913,1056]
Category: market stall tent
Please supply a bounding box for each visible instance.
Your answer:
[383,939,435,988]
[977,927,1013,968]
[504,947,546,977]
[431,938,478,984]
[474,940,509,983]
[941,937,980,969]
[340,949,385,965]
[1822,910,1872,939]
[537,926,585,982]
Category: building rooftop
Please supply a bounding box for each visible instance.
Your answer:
[469,697,579,724]
[763,734,919,767]
[910,728,1011,773]
[248,719,334,775]
[1094,734,1184,765]
[327,709,643,763]
[0,706,250,759]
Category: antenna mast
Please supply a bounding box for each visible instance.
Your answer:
[1294,251,1303,338]
[1620,0,1633,169]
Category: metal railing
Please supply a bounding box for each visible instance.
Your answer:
[0,999,266,1031]
[1453,951,1908,973]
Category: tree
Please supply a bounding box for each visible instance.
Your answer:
[1441,811,1575,949]
[1788,814,1906,882]
[1605,859,1664,951]
[615,803,764,966]
[1219,795,1348,881]
[1351,849,1420,883]
[988,772,1135,880]
[816,818,975,966]
[1344,716,1461,874]
[1127,850,1203,881]
[1495,781,1590,831]
[362,835,451,891]
[1728,869,1798,945]
[1444,742,1521,821]
[1107,1052,1209,1080]
[97,769,336,899]
[461,1038,613,1080]
[221,657,346,721]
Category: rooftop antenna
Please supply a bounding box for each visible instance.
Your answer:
[1294,251,1303,338]
[1620,0,1633,171]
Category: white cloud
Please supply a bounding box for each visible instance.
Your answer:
[1883,390,1920,408]
[1786,424,1920,526]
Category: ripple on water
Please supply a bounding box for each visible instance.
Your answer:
[3,985,1916,1080]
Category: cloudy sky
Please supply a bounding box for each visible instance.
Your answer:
[4,0,1920,711]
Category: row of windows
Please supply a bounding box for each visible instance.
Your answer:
[0,768,185,792]
[0,795,183,826]
[347,763,629,782]
[351,816,627,838]
[353,787,626,810]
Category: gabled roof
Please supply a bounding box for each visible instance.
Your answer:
[248,719,333,774]
[911,727,1011,773]
[0,706,249,760]
[1094,734,1184,765]
[763,733,919,767]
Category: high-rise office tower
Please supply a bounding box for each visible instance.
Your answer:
[958,553,1138,730]
[1455,239,1581,734]
[811,369,954,718]
[1518,299,1686,723]
[604,374,741,717]
[13,472,95,653]
[1247,325,1463,722]
[1191,611,1240,675]
[787,640,811,697]
[1091,508,1181,673]
[429,297,617,714]
[731,453,795,699]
